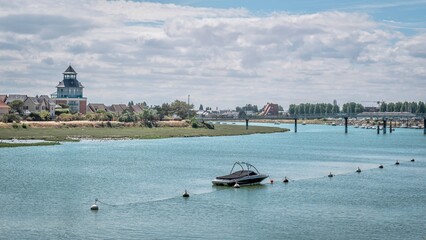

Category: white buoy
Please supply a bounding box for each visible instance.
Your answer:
[90,199,99,211]
[395,160,400,165]
[328,172,334,177]
[411,158,415,162]
[234,183,240,188]
[379,164,384,169]
[182,189,189,198]
[356,167,361,173]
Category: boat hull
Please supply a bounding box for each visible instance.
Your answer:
[212,174,268,186]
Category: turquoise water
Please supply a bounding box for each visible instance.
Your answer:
[0,124,425,239]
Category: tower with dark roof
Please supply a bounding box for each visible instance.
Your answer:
[56,65,84,98]
[53,65,87,114]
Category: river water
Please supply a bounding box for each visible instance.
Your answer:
[0,123,425,239]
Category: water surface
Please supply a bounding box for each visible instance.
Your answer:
[0,124,425,239]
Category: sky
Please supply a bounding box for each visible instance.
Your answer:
[0,0,425,109]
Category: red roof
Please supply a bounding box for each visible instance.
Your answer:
[0,101,11,109]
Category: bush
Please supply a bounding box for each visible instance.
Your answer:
[204,122,215,129]
[12,123,19,129]
[22,123,28,129]
[2,114,21,123]
[56,113,73,121]
[55,109,70,116]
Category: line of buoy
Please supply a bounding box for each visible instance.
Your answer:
[89,158,418,211]
[328,158,417,177]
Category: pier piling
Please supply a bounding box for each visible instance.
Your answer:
[383,119,387,134]
[294,118,298,133]
[424,118,426,135]
[344,117,348,134]
[377,122,380,134]
[245,119,249,130]
[390,120,392,133]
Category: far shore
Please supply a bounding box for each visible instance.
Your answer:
[0,120,288,147]
[224,118,424,127]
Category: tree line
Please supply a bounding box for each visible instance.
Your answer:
[288,103,340,115]
[378,101,425,114]
[288,101,426,116]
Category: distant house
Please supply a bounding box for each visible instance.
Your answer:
[5,94,27,104]
[23,97,40,114]
[88,103,108,113]
[260,103,279,116]
[0,101,11,115]
[109,104,127,114]
[129,104,144,113]
[38,95,56,118]
[52,65,87,114]
[0,95,7,103]
[21,95,56,118]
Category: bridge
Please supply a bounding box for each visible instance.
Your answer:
[198,112,426,134]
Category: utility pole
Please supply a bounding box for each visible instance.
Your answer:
[187,94,190,119]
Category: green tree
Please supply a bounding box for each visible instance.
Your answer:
[387,102,395,112]
[171,100,194,119]
[410,102,418,113]
[417,101,425,114]
[355,104,364,114]
[288,104,295,115]
[299,103,305,115]
[8,100,24,115]
[394,102,402,112]
[332,104,340,114]
[2,114,21,123]
[379,102,387,112]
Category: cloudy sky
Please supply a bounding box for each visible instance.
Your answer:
[0,0,425,109]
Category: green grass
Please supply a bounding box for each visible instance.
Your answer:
[0,125,288,142]
[0,142,60,148]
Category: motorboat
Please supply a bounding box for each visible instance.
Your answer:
[212,162,268,186]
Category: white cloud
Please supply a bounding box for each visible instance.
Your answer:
[0,0,425,109]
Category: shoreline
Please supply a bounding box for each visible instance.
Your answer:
[0,122,288,147]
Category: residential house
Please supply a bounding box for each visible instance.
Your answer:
[23,97,40,114]
[38,95,56,118]
[129,104,144,113]
[88,103,108,113]
[0,101,11,115]
[0,95,7,103]
[109,104,127,114]
[260,103,279,116]
[5,94,27,104]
